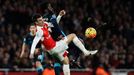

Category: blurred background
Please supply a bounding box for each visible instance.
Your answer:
[0,0,134,75]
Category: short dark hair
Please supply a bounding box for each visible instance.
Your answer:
[32,13,42,22]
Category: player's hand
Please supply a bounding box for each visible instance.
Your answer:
[29,54,34,59]
[59,10,66,16]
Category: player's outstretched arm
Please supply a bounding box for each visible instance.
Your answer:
[45,10,66,32]
[30,30,43,59]
[57,10,66,24]
[20,43,26,58]
[47,3,66,24]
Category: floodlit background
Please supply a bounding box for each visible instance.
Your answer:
[0,0,133,75]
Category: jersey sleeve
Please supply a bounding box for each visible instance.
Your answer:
[56,15,62,24]
[30,30,43,55]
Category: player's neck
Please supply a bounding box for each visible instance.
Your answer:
[37,24,43,27]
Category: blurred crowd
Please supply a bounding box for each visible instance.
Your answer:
[0,0,134,71]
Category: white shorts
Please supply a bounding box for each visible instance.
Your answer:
[48,37,69,61]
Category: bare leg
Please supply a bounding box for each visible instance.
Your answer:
[35,48,44,75]
[62,56,70,75]
[65,33,98,56]
[36,61,44,75]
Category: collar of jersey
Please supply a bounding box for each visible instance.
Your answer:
[37,26,43,30]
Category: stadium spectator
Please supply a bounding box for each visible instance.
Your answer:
[0,0,133,72]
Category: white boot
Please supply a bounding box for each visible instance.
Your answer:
[84,50,98,56]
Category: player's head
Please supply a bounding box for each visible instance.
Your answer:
[40,2,54,14]
[29,24,36,35]
[32,14,44,26]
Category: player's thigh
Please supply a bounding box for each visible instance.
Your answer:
[65,33,76,44]
[54,50,69,62]
[62,56,69,64]
[50,40,68,54]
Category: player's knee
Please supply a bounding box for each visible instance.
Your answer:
[70,33,76,38]
[36,66,44,73]
[36,61,42,66]
[62,56,69,64]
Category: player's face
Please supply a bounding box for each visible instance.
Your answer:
[30,26,36,34]
[36,17,45,26]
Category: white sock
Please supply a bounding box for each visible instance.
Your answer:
[63,64,70,75]
[73,36,87,53]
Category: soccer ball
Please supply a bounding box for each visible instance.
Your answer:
[85,27,97,38]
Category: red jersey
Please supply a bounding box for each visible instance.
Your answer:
[41,23,56,50]
[30,23,56,55]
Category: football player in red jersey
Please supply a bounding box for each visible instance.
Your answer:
[30,13,98,75]
[20,10,65,75]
